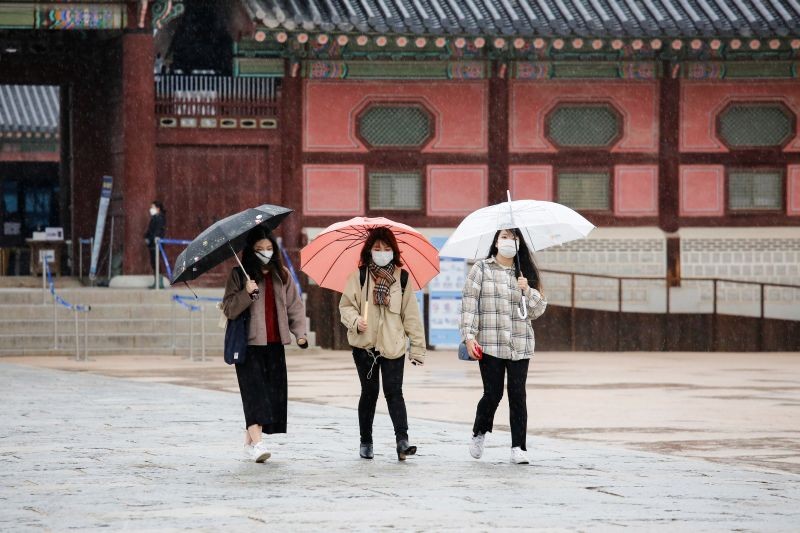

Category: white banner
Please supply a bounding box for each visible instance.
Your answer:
[89,175,113,280]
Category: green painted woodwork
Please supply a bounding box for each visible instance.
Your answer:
[234,58,285,77]
[0,4,34,28]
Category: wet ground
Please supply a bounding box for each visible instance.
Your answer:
[1,360,798,530]
[6,350,800,475]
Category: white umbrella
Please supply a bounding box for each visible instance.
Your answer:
[439,191,595,317]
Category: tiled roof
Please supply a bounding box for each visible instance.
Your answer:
[0,85,59,135]
[242,0,800,37]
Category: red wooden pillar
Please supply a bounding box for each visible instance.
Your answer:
[488,61,510,204]
[280,60,303,261]
[658,61,681,285]
[121,31,156,274]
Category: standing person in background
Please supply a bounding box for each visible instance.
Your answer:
[460,228,547,465]
[144,201,166,288]
[339,227,426,461]
[222,226,308,462]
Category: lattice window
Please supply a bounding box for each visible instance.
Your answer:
[358,105,432,148]
[557,171,610,210]
[369,172,422,210]
[729,170,783,210]
[547,104,620,148]
[718,104,794,148]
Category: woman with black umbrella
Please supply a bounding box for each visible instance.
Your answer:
[222,226,308,462]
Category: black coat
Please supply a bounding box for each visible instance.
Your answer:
[144,213,166,248]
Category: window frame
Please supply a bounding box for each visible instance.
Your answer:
[725,166,785,215]
[365,167,426,214]
[715,101,796,151]
[355,102,436,151]
[544,101,624,151]
[554,167,614,214]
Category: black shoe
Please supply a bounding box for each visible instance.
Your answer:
[359,443,374,459]
[396,439,417,461]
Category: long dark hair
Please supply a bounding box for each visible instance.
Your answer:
[358,227,404,268]
[241,226,288,284]
[487,228,542,291]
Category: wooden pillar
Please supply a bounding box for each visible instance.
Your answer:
[488,61,510,204]
[121,30,156,274]
[280,59,303,262]
[659,62,681,285]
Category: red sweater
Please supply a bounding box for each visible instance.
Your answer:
[262,276,281,344]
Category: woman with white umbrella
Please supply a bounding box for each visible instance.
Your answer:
[459,227,547,464]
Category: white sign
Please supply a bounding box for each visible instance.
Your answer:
[45,227,64,240]
[3,222,20,236]
[39,249,55,264]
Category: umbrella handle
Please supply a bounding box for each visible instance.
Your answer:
[517,298,528,320]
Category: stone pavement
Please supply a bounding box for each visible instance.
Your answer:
[1,363,799,531]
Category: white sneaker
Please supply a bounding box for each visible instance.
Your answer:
[250,441,271,463]
[469,433,485,459]
[511,447,529,464]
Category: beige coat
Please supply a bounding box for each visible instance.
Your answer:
[222,268,307,346]
[338,269,426,363]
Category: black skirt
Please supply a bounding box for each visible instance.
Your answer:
[235,344,287,434]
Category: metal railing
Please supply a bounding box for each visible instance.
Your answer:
[171,294,224,362]
[155,75,280,117]
[539,269,800,351]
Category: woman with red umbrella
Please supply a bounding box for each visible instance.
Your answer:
[338,227,426,461]
[222,226,308,463]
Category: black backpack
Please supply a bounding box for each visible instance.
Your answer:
[359,265,409,294]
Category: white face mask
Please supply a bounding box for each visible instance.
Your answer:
[255,250,273,265]
[497,238,518,259]
[149,207,158,216]
[371,250,394,267]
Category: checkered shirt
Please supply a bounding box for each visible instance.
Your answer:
[459,258,547,361]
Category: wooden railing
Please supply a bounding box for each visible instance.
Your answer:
[155,75,280,117]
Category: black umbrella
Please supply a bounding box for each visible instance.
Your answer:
[170,204,293,289]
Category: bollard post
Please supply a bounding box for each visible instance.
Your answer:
[53,291,58,350]
[189,309,195,362]
[171,298,176,355]
[154,237,160,291]
[73,308,80,361]
[108,217,114,281]
[200,304,206,362]
[83,310,89,361]
[42,261,47,305]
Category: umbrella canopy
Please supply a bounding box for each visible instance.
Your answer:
[438,199,595,260]
[171,204,292,285]
[300,216,440,293]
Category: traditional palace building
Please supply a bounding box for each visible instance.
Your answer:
[1,1,799,312]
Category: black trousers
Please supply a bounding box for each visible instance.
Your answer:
[352,348,408,444]
[473,354,530,450]
[235,344,288,434]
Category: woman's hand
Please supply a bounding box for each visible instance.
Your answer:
[517,276,529,292]
[466,339,481,360]
[356,317,368,332]
[245,280,258,295]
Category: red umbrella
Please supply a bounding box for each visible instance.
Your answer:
[300,217,440,293]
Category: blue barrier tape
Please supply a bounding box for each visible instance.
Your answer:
[159,238,192,245]
[44,263,90,312]
[281,247,303,298]
[78,238,93,244]
[172,294,221,313]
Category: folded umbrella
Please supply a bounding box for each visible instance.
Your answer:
[300,216,439,294]
[171,204,293,287]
